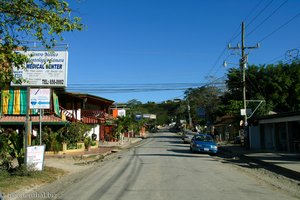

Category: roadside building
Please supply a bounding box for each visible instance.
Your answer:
[249,111,300,152]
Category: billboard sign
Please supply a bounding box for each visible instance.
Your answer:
[30,88,51,109]
[12,51,68,87]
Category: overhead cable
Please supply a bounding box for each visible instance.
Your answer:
[247,0,274,28]
[247,0,289,36]
[259,12,300,43]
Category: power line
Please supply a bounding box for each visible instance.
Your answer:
[259,11,300,43]
[247,0,275,28]
[67,79,227,94]
[247,0,289,36]
[263,46,300,64]
[244,0,266,23]
[228,1,266,44]
[205,1,269,79]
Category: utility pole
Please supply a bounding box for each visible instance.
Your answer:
[24,87,31,166]
[228,22,259,149]
[187,100,193,129]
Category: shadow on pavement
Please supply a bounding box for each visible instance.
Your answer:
[218,146,300,182]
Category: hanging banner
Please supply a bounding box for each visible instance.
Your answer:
[12,50,68,87]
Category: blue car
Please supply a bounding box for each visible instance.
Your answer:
[190,134,218,155]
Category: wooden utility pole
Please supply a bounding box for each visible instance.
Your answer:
[24,87,30,165]
[229,22,259,148]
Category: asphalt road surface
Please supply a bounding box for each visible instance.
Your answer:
[59,131,298,200]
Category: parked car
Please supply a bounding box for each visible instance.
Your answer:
[182,130,197,144]
[190,134,218,155]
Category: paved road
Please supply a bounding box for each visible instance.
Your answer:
[59,131,298,200]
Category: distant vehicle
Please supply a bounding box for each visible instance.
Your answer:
[190,134,218,155]
[182,130,197,144]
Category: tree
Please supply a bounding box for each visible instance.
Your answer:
[0,0,83,84]
[223,61,300,115]
[0,0,83,170]
[184,86,222,126]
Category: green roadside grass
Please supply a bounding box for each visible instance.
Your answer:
[0,166,66,194]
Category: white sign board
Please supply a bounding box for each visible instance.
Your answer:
[118,109,126,117]
[12,51,68,87]
[240,109,252,116]
[26,145,45,171]
[30,88,51,109]
[149,114,157,119]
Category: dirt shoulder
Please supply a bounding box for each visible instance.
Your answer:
[44,146,114,174]
[3,146,116,200]
[4,139,144,200]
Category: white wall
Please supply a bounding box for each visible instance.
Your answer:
[67,108,81,120]
[86,124,100,141]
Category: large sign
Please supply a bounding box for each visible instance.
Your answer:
[12,51,68,87]
[26,145,45,171]
[30,88,51,109]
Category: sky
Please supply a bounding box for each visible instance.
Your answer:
[63,0,300,103]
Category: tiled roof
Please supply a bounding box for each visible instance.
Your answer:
[0,115,68,124]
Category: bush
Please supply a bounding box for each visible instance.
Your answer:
[42,127,62,152]
[58,122,92,144]
[0,128,24,170]
[84,137,92,149]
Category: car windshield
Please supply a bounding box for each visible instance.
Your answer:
[194,135,214,142]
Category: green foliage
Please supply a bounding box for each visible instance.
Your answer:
[184,86,223,125]
[129,100,181,125]
[41,123,92,151]
[0,0,83,84]
[41,126,61,152]
[91,141,97,146]
[114,116,130,139]
[113,113,146,138]
[58,122,92,145]
[126,60,300,130]
[223,61,300,114]
[84,137,92,149]
[0,128,24,171]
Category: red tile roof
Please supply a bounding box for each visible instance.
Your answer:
[0,115,67,124]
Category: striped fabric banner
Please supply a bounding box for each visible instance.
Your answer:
[13,89,20,114]
[8,88,14,114]
[53,92,61,117]
[2,88,9,114]
[2,87,38,115]
[20,89,27,114]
